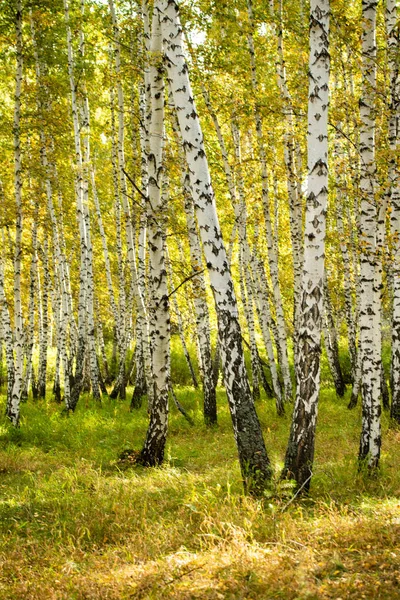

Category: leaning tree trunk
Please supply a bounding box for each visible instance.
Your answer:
[168,84,217,424]
[181,150,217,425]
[282,0,330,491]
[158,0,271,494]
[357,0,381,468]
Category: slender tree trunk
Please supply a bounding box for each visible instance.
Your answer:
[246,0,292,400]
[282,0,330,490]
[64,0,91,410]
[249,251,284,413]
[159,0,271,493]
[323,274,345,397]
[168,85,217,425]
[231,121,260,402]
[357,0,381,467]
[334,158,357,381]
[387,0,400,422]
[138,8,170,466]
[0,255,15,412]
[109,0,150,404]
[38,238,50,399]
[8,1,24,426]
[23,203,38,400]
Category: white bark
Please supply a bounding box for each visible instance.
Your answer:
[283,0,330,489]
[37,238,50,398]
[158,0,271,492]
[358,0,381,467]
[8,1,24,426]
[64,0,92,409]
[168,84,217,424]
[0,248,15,411]
[387,0,400,421]
[109,0,150,401]
[139,8,170,465]
[246,0,293,400]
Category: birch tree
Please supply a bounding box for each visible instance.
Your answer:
[7,0,24,426]
[357,0,381,467]
[158,0,272,493]
[387,0,400,423]
[138,8,171,466]
[283,0,330,489]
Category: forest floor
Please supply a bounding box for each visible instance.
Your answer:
[0,386,399,599]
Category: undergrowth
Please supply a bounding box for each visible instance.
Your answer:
[0,383,399,599]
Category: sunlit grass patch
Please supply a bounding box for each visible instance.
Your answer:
[0,385,399,599]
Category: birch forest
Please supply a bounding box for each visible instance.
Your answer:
[0,0,399,597]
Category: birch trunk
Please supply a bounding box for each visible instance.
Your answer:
[109,0,150,403]
[8,1,24,426]
[78,0,101,403]
[0,254,15,411]
[139,9,170,466]
[387,0,400,422]
[38,238,50,399]
[323,275,345,397]
[159,0,271,493]
[357,0,381,467]
[23,203,38,400]
[167,80,217,423]
[283,0,330,489]
[231,121,264,402]
[246,0,292,400]
[64,0,91,410]
[176,131,217,424]
[249,251,284,413]
[137,80,155,412]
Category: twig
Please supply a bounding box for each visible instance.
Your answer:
[280,472,313,513]
[240,335,269,368]
[168,269,205,298]
[169,385,194,426]
[122,168,149,203]
[163,565,203,586]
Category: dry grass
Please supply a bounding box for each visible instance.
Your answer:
[0,386,399,599]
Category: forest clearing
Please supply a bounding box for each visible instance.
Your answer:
[0,0,399,596]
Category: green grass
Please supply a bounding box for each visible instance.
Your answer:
[0,385,399,599]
